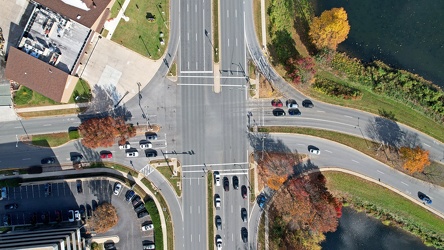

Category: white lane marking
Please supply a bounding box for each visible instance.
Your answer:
[196,62,198,69]
[325,150,332,153]
[297,143,305,146]
[187,32,189,41]
[344,115,353,118]
[317,110,326,113]
[22,158,31,160]
[236,38,238,46]
[228,39,230,47]
[187,4,189,12]
[191,234,192,242]
[195,4,197,12]
[14,126,21,128]
[198,206,200,214]
[182,162,248,167]
[377,170,385,175]
[351,160,359,163]
[231,205,233,213]
[190,206,192,214]
[235,9,237,17]
[195,33,197,41]
[43,124,52,126]
[187,61,190,70]
[199,234,201,242]
[423,143,431,147]
[197,177,200,185]
[227,9,229,18]
[401,181,409,186]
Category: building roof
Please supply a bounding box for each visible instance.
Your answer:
[5,47,69,102]
[34,0,111,29]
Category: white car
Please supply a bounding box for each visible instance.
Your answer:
[126,151,139,157]
[215,195,221,210]
[309,149,320,155]
[141,223,154,231]
[119,143,131,149]
[68,210,75,222]
[216,236,222,250]
[74,210,81,221]
[140,142,153,149]
[214,171,221,186]
[114,182,122,195]
[143,244,155,250]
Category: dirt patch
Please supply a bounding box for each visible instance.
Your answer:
[258,74,281,98]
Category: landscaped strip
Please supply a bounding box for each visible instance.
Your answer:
[212,0,219,63]
[145,200,163,250]
[324,171,444,248]
[258,212,265,250]
[257,126,444,187]
[31,132,75,147]
[17,108,87,118]
[207,172,214,250]
[156,166,182,197]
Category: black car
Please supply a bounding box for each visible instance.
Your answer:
[132,195,142,206]
[76,180,83,193]
[241,227,248,243]
[419,193,432,204]
[272,108,286,116]
[44,183,52,196]
[145,132,158,141]
[232,176,239,190]
[241,208,247,222]
[288,108,301,116]
[79,205,86,220]
[86,204,92,219]
[4,203,18,210]
[145,149,158,157]
[215,215,222,230]
[71,155,83,162]
[137,210,149,218]
[3,214,11,226]
[134,203,146,213]
[223,177,229,192]
[241,185,248,199]
[302,99,314,108]
[41,157,55,164]
[125,190,136,201]
[104,242,116,250]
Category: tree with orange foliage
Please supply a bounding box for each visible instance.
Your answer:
[257,152,301,189]
[399,146,430,174]
[309,7,350,50]
[267,174,286,191]
[79,116,136,148]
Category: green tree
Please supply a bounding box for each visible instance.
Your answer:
[309,7,350,50]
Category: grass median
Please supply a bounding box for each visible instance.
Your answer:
[212,0,219,63]
[155,166,181,197]
[324,171,444,248]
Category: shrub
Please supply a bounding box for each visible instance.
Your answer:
[313,77,362,99]
[90,203,118,233]
[145,200,163,249]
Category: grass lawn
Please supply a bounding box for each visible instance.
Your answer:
[156,166,181,197]
[31,132,72,147]
[69,79,91,103]
[324,172,444,242]
[14,86,60,108]
[145,200,163,250]
[208,172,214,250]
[18,108,87,118]
[111,0,169,60]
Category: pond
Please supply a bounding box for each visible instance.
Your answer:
[313,0,444,88]
[321,207,436,250]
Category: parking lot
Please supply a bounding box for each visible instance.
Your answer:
[0,178,156,249]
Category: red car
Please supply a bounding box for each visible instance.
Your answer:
[100,152,113,159]
[271,99,283,107]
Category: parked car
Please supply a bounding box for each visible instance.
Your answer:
[233,176,239,189]
[76,180,83,193]
[114,182,122,195]
[223,177,229,191]
[70,155,83,162]
[271,99,283,107]
[302,99,314,108]
[104,242,116,250]
[41,157,55,164]
[288,108,301,116]
[4,203,18,210]
[309,148,320,155]
[132,195,142,206]
[74,210,81,221]
[215,215,222,230]
[257,194,267,209]
[44,183,52,196]
[145,149,158,157]
[286,99,299,108]
[86,205,92,219]
[125,190,136,202]
[215,194,221,210]
[100,152,113,159]
[68,210,75,222]
[142,223,154,231]
[79,205,86,220]
[214,171,221,186]
[241,208,247,222]
[0,187,7,200]
[137,210,149,218]
[135,203,146,213]
[126,151,139,157]
[241,185,248,199]
[146,133,158,140]
[241,227,248,242]
[419,193,432,204]
[272,108,286,116]
[119,143,131,149]
[140,142,153,149]
[143,243,155,250]
[216,235,222,250]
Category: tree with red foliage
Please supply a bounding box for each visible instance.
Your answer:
[287,57,316,85]
[257,152,301,189]
[79,116,136,148]
[269,173,341,249]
